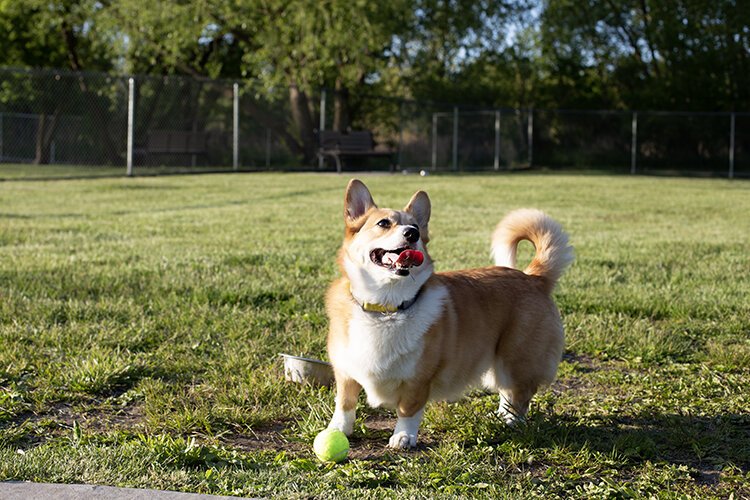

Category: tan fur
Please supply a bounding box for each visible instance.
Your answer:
[325,179,573,448]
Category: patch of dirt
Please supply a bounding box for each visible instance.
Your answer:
[224,414,438,461]
[693,468,722,486]
[561,351,598,369]
[350,418,440,460]
[10,402,433,460]
[6,402,145,447]
[58,403,145,433]
[550,355,643,398]
[222,421,306,454]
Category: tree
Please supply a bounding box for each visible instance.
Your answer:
[0,0,119,164]
[105,0,413,163]
[106,0,520,164]
[538,0,750,111]
[222,0,415,161]
[0,0,113,70]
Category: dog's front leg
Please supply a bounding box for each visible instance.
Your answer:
[389,391,428,449]
[328,373,361,436]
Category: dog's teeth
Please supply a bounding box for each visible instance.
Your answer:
[382,253,399,266]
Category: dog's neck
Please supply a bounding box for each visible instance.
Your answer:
[350,285,424,313]
[344,256,432,313]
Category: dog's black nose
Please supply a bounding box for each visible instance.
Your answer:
[403,225,420,244]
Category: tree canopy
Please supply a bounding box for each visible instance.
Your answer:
[0,0,750,111]
[2,0,747,164]
[4,0,746,112]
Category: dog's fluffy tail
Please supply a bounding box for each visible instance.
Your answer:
[491,209,574,289]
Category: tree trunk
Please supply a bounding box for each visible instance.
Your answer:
[134,79,164,141]
[62,20,123,165]
[333,78,351,132]
[241,98,304,159]
[34,112,60,165]
[34,114,47,164]
[288,84,317,164]
[87,94,124,165]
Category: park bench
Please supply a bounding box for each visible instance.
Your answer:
[318,130,397,173]
[145,130,207,165]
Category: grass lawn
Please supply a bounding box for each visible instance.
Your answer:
[0,164,255,181]
[0,170,748,498]
[0,164,127,180]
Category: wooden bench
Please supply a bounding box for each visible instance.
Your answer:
[318,130,397,173]
[145,130,207,165]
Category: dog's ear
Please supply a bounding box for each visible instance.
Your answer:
[344,179,376,227]
[404,191,431,242]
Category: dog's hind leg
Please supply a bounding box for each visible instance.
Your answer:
[498,385,535,426]
[329,374,361,436]
[485,364,534,425]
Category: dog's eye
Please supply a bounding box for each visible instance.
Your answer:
[376,219,392,229]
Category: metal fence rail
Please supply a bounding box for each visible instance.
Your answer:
[0,67,747,178]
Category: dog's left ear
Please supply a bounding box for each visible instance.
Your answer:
[404,191,431,242]
[344,179,376,228]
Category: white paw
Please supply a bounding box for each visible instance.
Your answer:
[328,409,355,436]
[388,431,417,449]
[498,398,525,426]
[499,411,525,426]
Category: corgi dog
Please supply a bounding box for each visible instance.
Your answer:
[325,179,573,449]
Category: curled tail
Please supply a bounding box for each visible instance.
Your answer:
[491,209,574,289]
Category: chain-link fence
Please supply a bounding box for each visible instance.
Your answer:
[426,107,748,176]
[0,69,128,177]
[0,68,307,178]
[1,67,748,179]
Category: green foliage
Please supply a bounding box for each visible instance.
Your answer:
[538,0,750,110]
[3,0,749,113]
[100,0,411,90]
[0,0,114,71]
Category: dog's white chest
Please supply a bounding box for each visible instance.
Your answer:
[340,285,447,408]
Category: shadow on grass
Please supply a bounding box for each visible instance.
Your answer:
[513,411,750,476]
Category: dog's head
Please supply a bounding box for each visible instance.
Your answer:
[339,179,433,306]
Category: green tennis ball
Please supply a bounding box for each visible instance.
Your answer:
[313,428,349,463]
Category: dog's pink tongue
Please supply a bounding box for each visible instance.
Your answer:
[395,249,424,268]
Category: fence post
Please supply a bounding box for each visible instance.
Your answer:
[527,109,533,167]
[452,106,459,171]
[126,77,135,177]
[233,83,239,171]
[319,89,326,132]
[494,110,501,170]
[431,113,437,171]
[729,112,735,179]
[318,89,326,169]
[630,111,638,175]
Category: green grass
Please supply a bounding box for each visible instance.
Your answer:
[0,164,127,180]
[0,163,255,181]
[1,170,748,498]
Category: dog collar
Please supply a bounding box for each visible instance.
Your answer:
[351,286,423,313]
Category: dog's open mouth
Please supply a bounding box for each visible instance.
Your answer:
[370,248,424,276]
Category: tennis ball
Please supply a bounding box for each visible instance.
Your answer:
[313,428,349,463]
